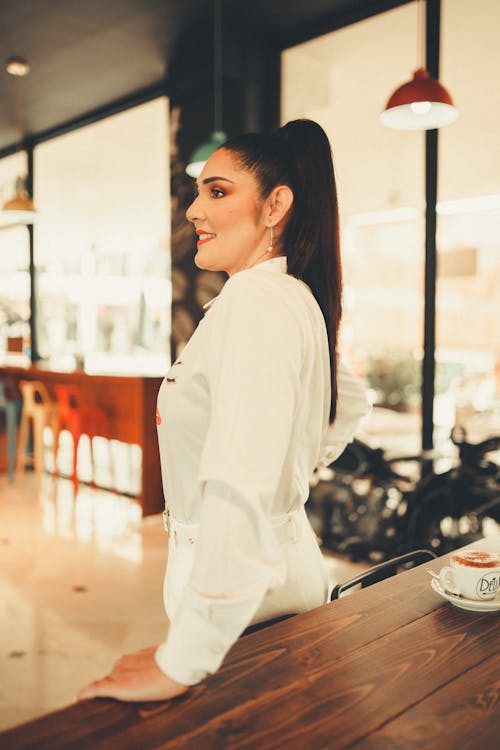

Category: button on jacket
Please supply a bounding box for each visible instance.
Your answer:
[155,256,370,685]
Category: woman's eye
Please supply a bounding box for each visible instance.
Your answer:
[211,188,225,198]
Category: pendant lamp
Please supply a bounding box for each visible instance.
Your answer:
[2,176,37,225]
[1,57,37,225]
[380,0,458,131]
[186,131,227,179]
[186,0,227,178]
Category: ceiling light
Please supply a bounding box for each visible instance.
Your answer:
[6,57,30,77]
[186,131,227,178]
[1,56,37,224]
[380,0,458,131]
[186,0,227,177]
[1,179,36,226]
[380,67,458,130]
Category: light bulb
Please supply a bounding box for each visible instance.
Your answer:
[410,101,432,115]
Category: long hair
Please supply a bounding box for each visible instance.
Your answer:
[221,120,342,422]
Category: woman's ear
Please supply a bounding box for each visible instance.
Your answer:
[268,185,294,226]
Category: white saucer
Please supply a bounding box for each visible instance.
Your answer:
[431,578,500,612]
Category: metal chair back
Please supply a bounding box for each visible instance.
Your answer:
[330,549,437,600]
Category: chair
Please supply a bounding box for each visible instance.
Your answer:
[53,384,112,485]
[0,379,20,482]
[330,549,437,600]
[241,612,296,637]
[17,380,59,474]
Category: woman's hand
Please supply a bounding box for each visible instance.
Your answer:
[77,646,189,703]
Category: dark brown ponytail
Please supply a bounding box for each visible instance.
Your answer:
[221,119,342,421]
[276,119,342,422]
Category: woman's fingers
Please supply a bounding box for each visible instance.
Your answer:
[78,674,188,703]
[77,647,190,703]
[77,678,117,701]
[114,646,157,670]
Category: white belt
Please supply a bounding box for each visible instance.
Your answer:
[162,506,305,546]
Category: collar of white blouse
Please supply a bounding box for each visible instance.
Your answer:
[202,255,287,311]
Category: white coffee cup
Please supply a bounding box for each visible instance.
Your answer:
[439,549,500,600]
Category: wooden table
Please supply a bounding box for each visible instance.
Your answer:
[0,364,164,515]
[2,537,499,749]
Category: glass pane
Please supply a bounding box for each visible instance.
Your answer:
[34,97,170,374]
[282,1,424,455]
[437,0,500,447]
[0,152,31,361]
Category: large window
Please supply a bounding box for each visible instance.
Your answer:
[34,97,170,374]
[0,152,30,361]
[436,0,500,445]
[282,2,425,454]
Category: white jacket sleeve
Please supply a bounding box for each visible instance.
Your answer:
[154,275,303,685]
[316,358,371,468]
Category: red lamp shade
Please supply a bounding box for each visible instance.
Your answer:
[1,189,37,225]
[380,67,458,130]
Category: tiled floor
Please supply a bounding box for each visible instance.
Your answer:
[0,472,366,732]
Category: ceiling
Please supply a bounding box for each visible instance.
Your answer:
[0,0,409,155]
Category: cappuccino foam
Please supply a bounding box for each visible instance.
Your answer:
[451,550,500,569]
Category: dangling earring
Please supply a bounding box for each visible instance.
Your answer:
[267,225,273,253]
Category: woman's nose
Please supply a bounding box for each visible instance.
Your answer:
[186,194,204,223]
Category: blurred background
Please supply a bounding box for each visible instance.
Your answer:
[1,0,499,730]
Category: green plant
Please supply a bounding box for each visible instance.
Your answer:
[366,351,421,411]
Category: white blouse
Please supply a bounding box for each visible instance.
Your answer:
[154,256,370,685]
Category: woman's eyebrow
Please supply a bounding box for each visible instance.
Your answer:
[199,176,235,185]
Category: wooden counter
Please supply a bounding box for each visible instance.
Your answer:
[0,364,164,516]
[1,537,498,749]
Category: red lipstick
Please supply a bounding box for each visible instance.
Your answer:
[196,229,216,246]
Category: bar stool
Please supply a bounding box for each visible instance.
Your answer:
[17,380,59,474]
[53,384,113,485]
[0,379,19,482]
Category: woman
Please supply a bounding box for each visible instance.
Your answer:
[78,119,370,702]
